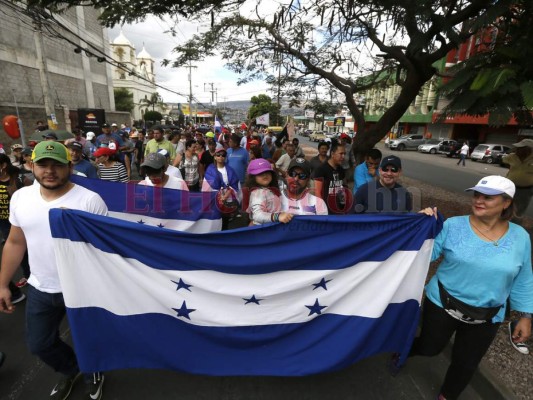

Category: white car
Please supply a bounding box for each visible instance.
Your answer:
[417,139,442,154]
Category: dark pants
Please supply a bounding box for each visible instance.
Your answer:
[457,153,466,166]
[25,285,80,376]
[409,298,499,400]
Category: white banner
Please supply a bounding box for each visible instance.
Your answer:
[256,113,269,126]
[305,110,315,118]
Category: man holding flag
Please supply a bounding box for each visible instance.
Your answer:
[0,141,108,400]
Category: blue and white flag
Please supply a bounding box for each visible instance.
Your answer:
[71,175,222,233]
[51,211,441,376]
[214,115,223,133]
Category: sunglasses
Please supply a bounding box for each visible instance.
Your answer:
[381,166,399,173]
[288,171,309,180]
[215,153,227,158]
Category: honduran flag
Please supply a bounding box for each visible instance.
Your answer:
[71,175,222,233]
[214,115,223,133]
[51,210,441,376]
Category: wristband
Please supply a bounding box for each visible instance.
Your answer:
[519,312,532,319]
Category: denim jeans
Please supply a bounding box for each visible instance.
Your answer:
[25,285,80,377]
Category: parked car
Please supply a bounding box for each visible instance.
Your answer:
[495,148,513,168]
[309,131,326,142]
[324,132,337,139]
[438,140,459,157]
[389,134,426,151]
[301,129,312,137]
[470,144,512,164]
[417,139,442,154]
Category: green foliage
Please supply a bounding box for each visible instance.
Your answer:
[143,110,163,122]
[247,94,280,124]
[139,92,167,112]
[114,88,134,112]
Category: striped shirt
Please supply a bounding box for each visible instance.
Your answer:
[98,162,128,182]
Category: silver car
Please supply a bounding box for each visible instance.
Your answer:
[417,139,442,154]
[470,144,512,164]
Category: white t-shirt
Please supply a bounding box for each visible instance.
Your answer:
[460,144,469,155]
[280,190,328,215]
[10,184,108,293]
[139,175,189,191]
[165,164,183,179]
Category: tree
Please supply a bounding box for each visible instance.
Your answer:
[139,92,167,112]
[163,0,530,152]
[438,2,533,126]
[33,0,533,151]
[114,88,134,112]
[248,94,280,125]
[143,110,163,123]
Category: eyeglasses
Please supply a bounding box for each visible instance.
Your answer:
[215,153,227,158]
[381,166,399,173]
[288,171,309,180]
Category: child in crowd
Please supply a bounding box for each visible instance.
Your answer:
[245,158,293,225]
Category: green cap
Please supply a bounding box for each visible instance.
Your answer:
[32,141,71,164]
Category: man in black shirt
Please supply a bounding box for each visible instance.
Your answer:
[312,140,351,214]
[353,155,412,213]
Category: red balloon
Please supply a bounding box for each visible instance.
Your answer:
[2,115,20,139]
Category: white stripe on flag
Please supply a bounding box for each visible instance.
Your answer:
[55,239,433,327]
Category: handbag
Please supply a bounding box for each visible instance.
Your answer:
[438,280,502,324]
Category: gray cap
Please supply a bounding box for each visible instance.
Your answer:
[141,152,166,169]
[513,139,533,148]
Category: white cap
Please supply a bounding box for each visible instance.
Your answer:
[111,123,118,127]
[465,175,515,198]
[86,131,95,140]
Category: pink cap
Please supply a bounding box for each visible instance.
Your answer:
[247,158,273,175]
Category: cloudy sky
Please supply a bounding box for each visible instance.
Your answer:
[108,16,271,105]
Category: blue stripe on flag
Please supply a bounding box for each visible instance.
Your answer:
[68,301,420,375]
[50,209,441,272]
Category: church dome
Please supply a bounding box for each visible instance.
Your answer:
[112,30,133,47]
[137,46,153,60]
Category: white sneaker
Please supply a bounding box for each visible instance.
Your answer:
[508,322,530,355]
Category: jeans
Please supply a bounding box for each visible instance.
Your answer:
[25,285,80,376]
[457,153,466,166]
[409,298,499,400]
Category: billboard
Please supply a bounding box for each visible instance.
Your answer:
[78,109,106,134]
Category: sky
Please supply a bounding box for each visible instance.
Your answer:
[108,16,271,105]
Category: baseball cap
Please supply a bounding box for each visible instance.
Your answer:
[465,175,515,198]
[21,147,33,156]
[141,152,166,169]
[380,155,402,170]
[101,123,110,128]
[247,158,273,175]
[215,144,225,153]
[10,144,23,151]
[512,139,533,148]
[42,132,58,140]
[111,123,118,127]
[93,147,115,158]
[288,157,311,176]
[32,141,71,164]
[86,131,95,140]
[67,141,83,151]
[130,132,139,139]
[249,139,260,146]
[205,131,215,138]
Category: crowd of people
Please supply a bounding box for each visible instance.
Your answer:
[0,122,531,400]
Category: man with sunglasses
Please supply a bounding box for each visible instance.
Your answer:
[353,155,412,213]
[280,158,328,215]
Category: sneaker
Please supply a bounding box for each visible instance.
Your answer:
[84,373,104,400]
[16,278,28,288]
[387,352,403,377]
[11,292,26,304]
[508,321,530,355]
[50,372,81,400]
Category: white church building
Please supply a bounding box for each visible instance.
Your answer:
[110,31,162,121]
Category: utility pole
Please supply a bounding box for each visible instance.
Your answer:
[187,61,197,125]
[33,19,55,128]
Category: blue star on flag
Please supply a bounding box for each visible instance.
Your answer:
[312,278,332,291]
[172,278,193,292]
[243,295,263,305]
[137,219,146,224]
[157,223,165,228]
[172,301,196,320]
[306,298,327,316]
